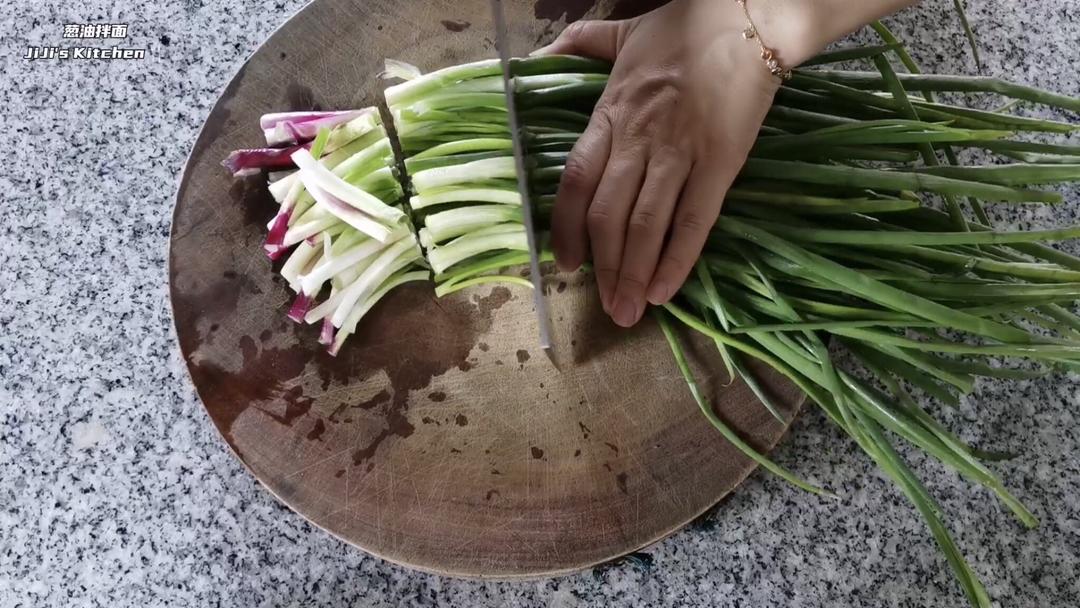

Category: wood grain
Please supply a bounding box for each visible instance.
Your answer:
[169,0,803,578]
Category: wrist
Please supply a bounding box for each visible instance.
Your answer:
[745,0,830,69]
[748,0,920,68]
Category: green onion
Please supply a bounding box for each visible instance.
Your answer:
[232,38,1080,608]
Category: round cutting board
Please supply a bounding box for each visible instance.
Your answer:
[169,0,804,578]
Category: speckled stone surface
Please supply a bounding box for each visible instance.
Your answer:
[2,1,1079,607]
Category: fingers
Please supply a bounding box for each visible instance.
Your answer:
[550,111,613,273]
[587,148,646,316]
[609,151,691,327]
[646,162,733,306]
[532,20,622,60]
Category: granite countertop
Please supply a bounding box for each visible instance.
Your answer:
[2,1,1078,606]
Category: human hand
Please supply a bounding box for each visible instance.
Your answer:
[538,0,834,327]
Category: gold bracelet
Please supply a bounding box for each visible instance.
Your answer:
[734,0,792,80]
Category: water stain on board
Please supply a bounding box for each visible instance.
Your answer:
[440,19,471,32]
[455,414,469,427]
[474,288,513,317]
[530,446,545,459]
[174,256,513,465]
[429,391,447,402]
[516,349,531,364]
[327,389,391,421]
[229,177,278,228]
[615,472,628,494]
[284,83,319,111]
[266,383,314,426]
[606,0,665,20]
[177,329,315,458]
[306,419,326,441]
[533,0,594,22]
[338,287,512,466]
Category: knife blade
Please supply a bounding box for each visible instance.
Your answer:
[490,0,557,367]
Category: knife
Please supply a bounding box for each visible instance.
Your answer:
[490,0,557,367]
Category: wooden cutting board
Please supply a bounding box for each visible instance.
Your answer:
[169,0,804,578]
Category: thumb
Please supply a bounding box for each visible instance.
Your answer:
[531,20,625,61]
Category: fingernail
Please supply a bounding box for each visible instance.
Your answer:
[598,284,612,313]
[529,44,553,56]
[612,297,641,328]
[556,256,581,273]
[647,281,671,305]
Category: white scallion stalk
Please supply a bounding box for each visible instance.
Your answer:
[380,59,423,81]
[292,149,406,226]
[336,256,426,330]
[330,270,431,354]
[385,58,501,108]
[322,230,334,260]
[291,199,329,224]
[354,167,402,197]
[283,236,326,292]
[329,229,368,257]
[410,138,513,160]
[269,179,307,235]
[268,130,385,202]
[333,138,393,182]
[263,109,375,146]
[324,112,380,153]
[427,223,527,274]
[410,187,521,209]
[407,72,600,98]
[280,240,322,291]
[418,227,436,250]
[434,75,504,94]
[300,236,386,296]
[423,205,523,243]
[302,179,397,242]
[516,73,607,91]
[269,173,298,204]
[267,173,306,213]
[283,215,341,247]
[411,157,517,191]
[332,257,369,291]
[277,143,396,228]
[412,93,507,115]
[305,254,379,324]
[330,236,421,328]
[268,169,296,183]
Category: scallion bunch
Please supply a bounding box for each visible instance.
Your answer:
[226,27,1080,606]
[224,108,426,354]
[385,55,608,295]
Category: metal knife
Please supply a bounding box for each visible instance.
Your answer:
[490,0,557,367]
